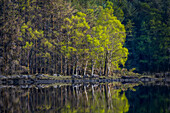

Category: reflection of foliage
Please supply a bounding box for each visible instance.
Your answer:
[111,89,130,113]
[1,83,169,113]
[0,83,135,113]
[60,84,130,113]
[121,83,139,91]
[0,89,29,113]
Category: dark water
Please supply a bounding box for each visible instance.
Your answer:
[0,82,169,113]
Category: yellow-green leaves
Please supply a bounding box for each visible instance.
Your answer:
[64,18,72,24]
[18,37,23,41]
[87,34,93,43]
[62,11,91,60]
[68,47,77,52]
[61,46,67,53]
[21,23,28,33]
[21,23,44,41]
[60,1,128,74]
[77,11,86,17]
[43,52,51,58]
[23,41,33,49]
[44,40,53,49]
[90,1,128,70]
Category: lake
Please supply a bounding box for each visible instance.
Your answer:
[0,82,169,113]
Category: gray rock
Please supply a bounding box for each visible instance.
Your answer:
[72,74,77,78]
[53,85,58,88]
[0,75,7,79]
[91,74,99,78]
[77,75,82,79]
[21,85,29,89]
[72,74,82,79]
[36,74,48,78]
[27,75,33,79]
[53,74,57,76]
[57,74,62,76]
[53,74,62,76]
[0,86,6,89]
[20,75,28,79]
[15,75,21,78]
[92,84,99,88]
[7,76,11,78]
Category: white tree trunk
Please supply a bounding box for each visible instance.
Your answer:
[91,60,94,76]
[84,61,88,76]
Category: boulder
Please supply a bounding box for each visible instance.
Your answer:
[27,75,33,79]
[20,75,28,79]
[53,74,57,76]
[91,74,99,78]
[53,74,62,76]
[72,74,77,78]
[72,74,82,79]
[35,74,48,79]
[57,74,62,76]
[0,75,7,79]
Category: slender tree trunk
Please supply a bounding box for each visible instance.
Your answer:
[84,60,88,76]
[107,60,110,76]
[2,36,6,75]
[56,56,58,74]
[36,40,38,74]
[47,59,50,74]
[27,50,30,74]
[75,56,79,75]
[91,60,95,76]
[64,56,67,76]
[61,55,63,74]
[99,61,102,76]
[40,58,42,74]
[44,59,47,74]
[76,64,78,75]
[104,51,108,76]
[68,60,71,76]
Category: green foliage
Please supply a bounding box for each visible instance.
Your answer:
[1,0,168,75]
[23,42,33,49]
[90,1,128,71]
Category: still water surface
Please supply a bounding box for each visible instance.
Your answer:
[0,82,169,113]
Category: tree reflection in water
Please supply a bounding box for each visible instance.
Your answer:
[0,83,137,113]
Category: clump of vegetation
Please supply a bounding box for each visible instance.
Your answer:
[0,0,169,76]
[0,1,128,77]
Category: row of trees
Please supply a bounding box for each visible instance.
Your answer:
[0,0,128,75]
[0,0,169,75]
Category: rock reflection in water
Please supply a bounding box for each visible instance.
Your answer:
[0,83,131,113]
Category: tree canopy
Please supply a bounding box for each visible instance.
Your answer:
[0,0,169,75]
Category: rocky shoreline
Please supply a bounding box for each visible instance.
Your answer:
[0,74,169,86]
